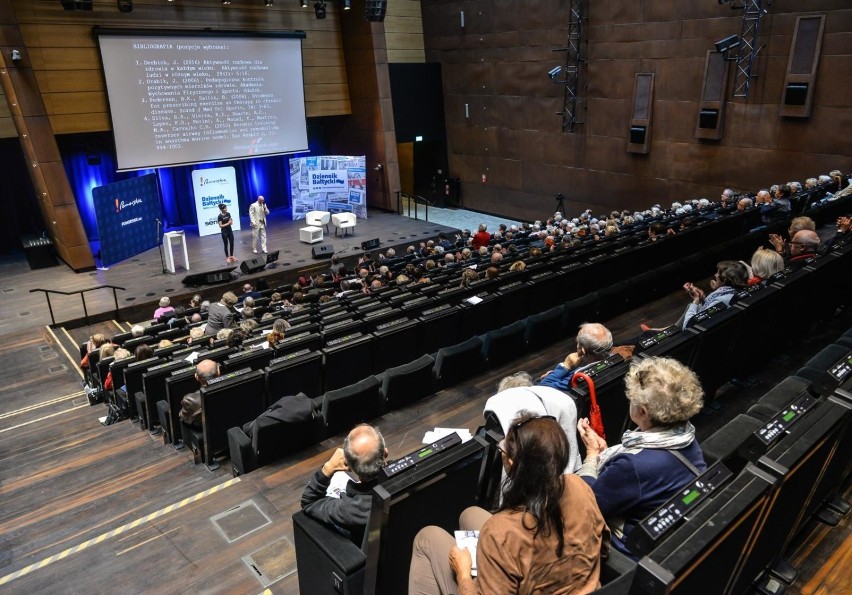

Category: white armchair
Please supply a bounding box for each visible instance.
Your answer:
[331,212,357,237]
[305,210,330,232]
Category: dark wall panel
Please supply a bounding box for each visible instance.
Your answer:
[423,1,852,221]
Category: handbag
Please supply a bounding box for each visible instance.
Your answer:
[571,371,606,440]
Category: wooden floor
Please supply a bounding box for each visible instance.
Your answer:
[1,210,459,333]
[0,241,850,593]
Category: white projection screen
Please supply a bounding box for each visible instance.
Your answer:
[96,29,309,171]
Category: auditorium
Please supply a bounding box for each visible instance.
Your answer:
[0,1,850,593]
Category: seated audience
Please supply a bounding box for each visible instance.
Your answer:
[537,323,613,392]
[409,413,608,594]
[748,247,784,286]
[485,372,580,472]
[103,347,132,391]
[153,297,175,320]
[787,229,821,266]
[679,260,749,328]
[178,359,220,430]
[301,424,387,543]
[577,356,706,558]
[768,216,816,257]
[80,333,107,370]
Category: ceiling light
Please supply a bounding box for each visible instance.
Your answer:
[314,0,326,19]
[342,0,351,9]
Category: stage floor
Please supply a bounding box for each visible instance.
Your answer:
[1,210,459,334]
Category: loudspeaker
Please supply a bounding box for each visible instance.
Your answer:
[182,267,236,286]
[240,256,266,274]
[361,238,381,251]
[698,109,719,129]
[312,244,335,259]
[784,83,808,106]
[629,126,646,144]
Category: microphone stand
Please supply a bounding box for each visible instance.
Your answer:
[156,218,169,275]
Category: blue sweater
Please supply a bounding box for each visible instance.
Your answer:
[582,441,706,557]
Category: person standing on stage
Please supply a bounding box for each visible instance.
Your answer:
[218,203,236,263]
[249,195,270,254]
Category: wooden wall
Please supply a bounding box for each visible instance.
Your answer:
[4,0,352,137]
[384,0,425,63]
[422,1,852,222]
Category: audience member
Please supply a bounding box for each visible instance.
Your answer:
[577,356,706,557]
[679,260,749,329]
[410,413,608,594]
[485,372,580,472]
[153,297,174,320]
[787,229,821,266]
[301,424,387,543]
[768,216,816,257]
[748,248,784,286]
[204,291,238,336]
[537,323,613,391]
[472,223,491,250]
[178,359,220,430]
[80,333,107,370]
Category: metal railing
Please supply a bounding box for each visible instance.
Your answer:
[30,285,126,327]
[396,191,431,222]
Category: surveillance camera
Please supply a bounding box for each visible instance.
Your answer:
[548,66,562,79]
[11,50,21,63]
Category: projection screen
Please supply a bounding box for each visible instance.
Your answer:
[96,29,309,171]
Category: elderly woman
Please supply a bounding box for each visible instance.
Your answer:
[153,297,175,320]
[680,260,749,329]
[748,247,784,286]
[409,413,608,594]
[577,356,706,557]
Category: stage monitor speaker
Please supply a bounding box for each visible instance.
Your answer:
[361,238,381,251]
[241,256,267,274]
[312,244,335,259]
[784,83,809,106]
[182,267,236,286]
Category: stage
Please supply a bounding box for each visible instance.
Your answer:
[1,210,460,334]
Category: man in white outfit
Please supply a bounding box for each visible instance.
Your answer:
[249,195,270,254]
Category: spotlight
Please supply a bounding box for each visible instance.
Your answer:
[265,0,273,5]
[11,50,21,63]
[342,0,350,9]
[314,0,326,19]
[547,66,563,80]
[715,34,741,54]
[300,0,307,6]
[117,0,133,12]
[222,0,231,5]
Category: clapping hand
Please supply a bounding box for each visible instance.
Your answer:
[577,418,607,455]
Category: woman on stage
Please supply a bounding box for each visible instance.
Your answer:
[218,203,236,263]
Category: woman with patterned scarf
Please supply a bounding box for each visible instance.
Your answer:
[577,356,707,558]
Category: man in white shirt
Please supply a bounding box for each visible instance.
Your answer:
[248,195,270,254]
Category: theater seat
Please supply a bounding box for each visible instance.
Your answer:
[701,414,764,465]
[746,375,813,422]
[481,320,527,367]
[380,354,435,411]
[293,510,366,595]
[433,336,483,389]
[524,305,564,349]
[321,376,382,436]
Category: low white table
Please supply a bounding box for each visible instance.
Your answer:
[299,226,323,244]
[163,231,190,273]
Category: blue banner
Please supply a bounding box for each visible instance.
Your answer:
[92,173,162,266]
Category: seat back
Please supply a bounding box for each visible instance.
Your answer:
[524,305,564,349]
[433,336,483,388]
[380,354,435,411]
[322,333,374,392]
[266,349,324,401]
[164,369,201,446]
[199,369,266,465]
[418,304,462,354]
[568,356,631,446]
[371,318,420,373]
[321,375,382,435]
[481,320,527,367]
